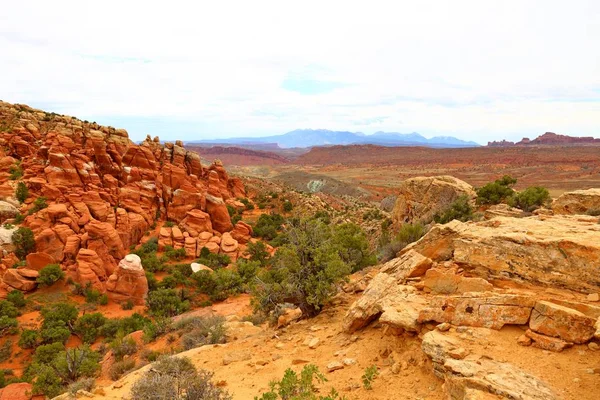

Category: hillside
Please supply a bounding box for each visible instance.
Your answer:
[186,145,289,166]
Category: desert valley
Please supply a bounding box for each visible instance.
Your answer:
[0,100,597,400]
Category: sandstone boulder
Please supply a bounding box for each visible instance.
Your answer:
[106,254,148,305]
[0,201,19,223]
[391,176,475,225]
[552,188,600,215]
[25,252,55,271]
[0,382,33,400]
[422,269,493,294]
[180,209,212,237]
[231,221,253,244]
[379,249,432,279]
[74,249,107,292]
[190,263,213,273]
[3,269,37,291]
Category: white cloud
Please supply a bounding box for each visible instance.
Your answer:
[0,0,599,143]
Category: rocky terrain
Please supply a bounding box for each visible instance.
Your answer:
[0,101,256,302]
[185,145,289,166]
[0,101,598,399]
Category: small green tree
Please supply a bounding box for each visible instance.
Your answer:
[252,219,351,317]
[15,182,28,203]
[37,264,65,286]
[433,195,474,224]
[19,328,40,349]
[6,290,26,308]
[476,175,517,205]
[510,186,550,212]
[247,241,270,267]
[74,313,107,344]
[40,303,78,344]
[146,289,190,317]
[32,345,100,398]
[332,223,377,272]
[12,227,35,259]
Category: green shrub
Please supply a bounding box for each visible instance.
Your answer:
[210,269,243,302]
[252,218,351,317]
[159,275,178,289]
[139,237,159,254]
[255,364,343,400]
[147,289,190,317]
[40,303,78,344]
[100,313,151,340]
[192,270,217,295]
[6,290,25,308]
[362,365,379,390]
[142,317,172,342]
[237,259,261,283]
[139,252,167,272]
[31,346,100,398]
[164,221,175,228]
[67,377,95,395]
[378,223,426,262]
[0,316,18,337]
[18,329,40,349]
[282,200,293,212]
[73,313,107,344]
[110,359,136,380]
[332,223,377,273]
[196,248,231,269]
[15,182,28,203]
[12,227,35,259]
[110,337,137,361]
[433,195,474,224]
[0,300,19,318]
[9,163,23,180]
[130,356,231,400]
[165,247,186,261]
[121,300,135,310]
[510,186,550,212]
[37,264,65,286]
[247,241,270,267]
[0,340,11,362]
[476,175,517,205]
[13,213,24,224]
[253,213,284,241]
[30,196,48,213]
[176,316,227,350]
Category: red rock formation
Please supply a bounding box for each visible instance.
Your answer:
[0,100,244,294]
[106,254,148,305]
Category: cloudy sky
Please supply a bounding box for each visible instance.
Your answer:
[1,1,599,144]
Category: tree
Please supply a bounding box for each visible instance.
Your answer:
[40,303,78,344]
[247,241,270,267]
[74,313,107,344]
[32,345,100,398]
[7,290,26,308]
[18,328,40,349]
[510,186,550,212]
[476,175,517,205]
[37,264,65,286]
[146,289,190,317]
[15,182,28,203]
[332,223,376,273]
[12,227,35,259]
[252,219,351,317]
[433,195,474,224]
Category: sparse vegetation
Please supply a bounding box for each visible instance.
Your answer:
[15,181,28,203]
[378,223,426,262]
[433,195,474,224]
[30,196,48,213]
[9,163,23,180]
[476,175,517,205]
[12,226,35,259]
[362,365,379,390]
[37,264,65,286]
[147,288,190,317]
[255,364,345,400]
[252,218,353,317]
[130,356,231,400]
[176,316,227,350]
[510,186,550,212]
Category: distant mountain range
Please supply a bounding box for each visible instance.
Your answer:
[186,129,480,149]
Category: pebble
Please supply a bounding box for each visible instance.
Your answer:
[308,337,320,349]
[588,342,599,351]
[587,293,600,302]
[436,323,451,332]
[342,358,357,366]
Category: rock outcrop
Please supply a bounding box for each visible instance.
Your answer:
[552,188,600,215]
[0,101,246,293]
[391,176,476,226]
[105,254,148,305]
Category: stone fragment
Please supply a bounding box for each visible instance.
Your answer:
[327,361,344,372]
[525,329,573,352]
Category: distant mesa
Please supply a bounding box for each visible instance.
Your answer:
[186,129,480,149]
[488,132,600,147]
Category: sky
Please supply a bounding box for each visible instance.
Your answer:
[1,1,599,145]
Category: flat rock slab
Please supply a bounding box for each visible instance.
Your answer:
[422,331,557,400]
[529,300,596,344]
[418,293,535,329]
